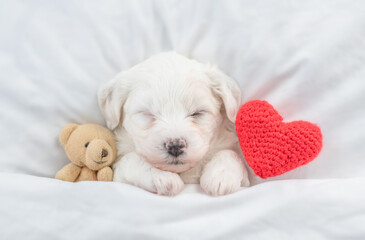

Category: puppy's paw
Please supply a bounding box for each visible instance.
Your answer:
[200,169,242,196]
[151,170,184,196]
[112,153,184,195]
[200,150,249,196]
[241,174,250,188]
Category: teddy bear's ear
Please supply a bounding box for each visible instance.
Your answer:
[59,124,79,147]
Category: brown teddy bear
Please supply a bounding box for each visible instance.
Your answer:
[55,123,117,182]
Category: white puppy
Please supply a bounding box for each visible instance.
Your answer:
[98,52,249,196]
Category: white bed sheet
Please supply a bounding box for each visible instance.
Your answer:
[1,0,365,239]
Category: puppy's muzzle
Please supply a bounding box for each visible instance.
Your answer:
[165,138,187,157]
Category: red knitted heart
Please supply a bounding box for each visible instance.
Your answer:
[235,100,322,179]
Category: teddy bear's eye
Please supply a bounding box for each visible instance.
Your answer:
[84,142,90,148]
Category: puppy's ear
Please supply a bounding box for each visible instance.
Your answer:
[98,73,130,130]
[206,66,241,123]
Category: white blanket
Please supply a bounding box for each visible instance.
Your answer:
[1,0,365,239]
[1,173,365,240]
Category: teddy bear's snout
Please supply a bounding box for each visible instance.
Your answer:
[85,139,114,170]
[101,149,108,158]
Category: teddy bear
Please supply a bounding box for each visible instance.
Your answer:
[55,123,117,182]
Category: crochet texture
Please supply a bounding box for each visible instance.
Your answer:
[236,100,322,179]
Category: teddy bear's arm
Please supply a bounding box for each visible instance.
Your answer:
[97,167,113,181]
[55,163,82,182]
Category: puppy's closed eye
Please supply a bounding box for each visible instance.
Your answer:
[139,110,155,120]
[133,110,155,129]
[189,110,206,119]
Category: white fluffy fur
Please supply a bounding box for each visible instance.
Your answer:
[98,52,249,196]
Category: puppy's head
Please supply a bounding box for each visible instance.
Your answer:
[98,53,241,173]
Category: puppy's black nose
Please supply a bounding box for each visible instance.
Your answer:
[165,138,186,157]
[168,145,183,157]
[101,149,108,158]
